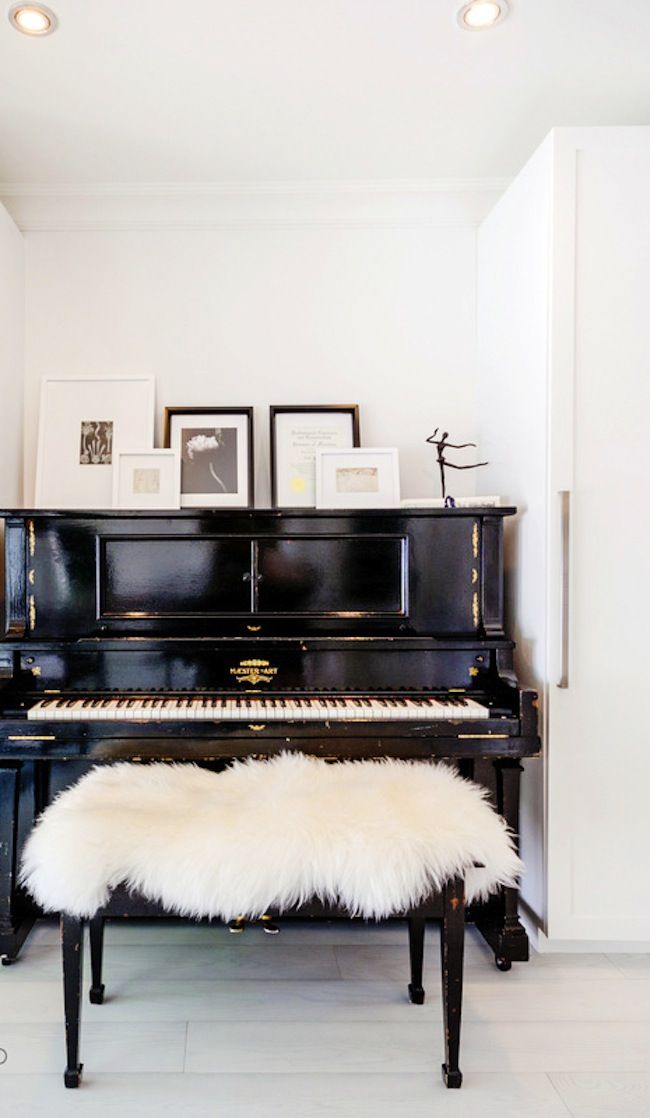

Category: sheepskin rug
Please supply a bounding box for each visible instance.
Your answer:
[20,753,522,921]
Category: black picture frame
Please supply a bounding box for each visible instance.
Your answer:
[270,405,361,508]
[163,406,254,509]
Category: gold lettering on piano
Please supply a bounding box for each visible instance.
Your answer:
[471,567,478,584]
[248,724,266,731]
[28,519,36,557]
[472,592,479,628]
[28,568,35,586]
[247,625,262,632]
[230,659,278,685]
[28,594,36,631]
[472,522,479,559]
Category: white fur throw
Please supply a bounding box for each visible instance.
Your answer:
[20,754,522,921]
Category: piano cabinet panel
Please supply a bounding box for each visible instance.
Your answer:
[0,760,44,962]
[15,510,514,638]
[101,536,253,617]
[3,518,26,638]
[257,536,405,616]
[13,647,490,695]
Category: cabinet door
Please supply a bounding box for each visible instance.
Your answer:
[32,522,254,635]
[100,535,253,618]
[257,536,405,616]
[548,138,650,939]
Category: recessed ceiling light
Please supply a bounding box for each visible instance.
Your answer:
[457,0,508,30]
[8,3,57,35]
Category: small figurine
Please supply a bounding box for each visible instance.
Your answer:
[426,428,488,505]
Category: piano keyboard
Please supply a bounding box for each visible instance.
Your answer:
[27,695,490,723]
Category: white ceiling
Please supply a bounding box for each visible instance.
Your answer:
[1,0,649,185]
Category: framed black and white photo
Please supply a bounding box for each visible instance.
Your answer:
[163,407,254,508]
[270,405,360,507]
[35,376,155,508]
[315,447,400,509]
[112,449,180,510]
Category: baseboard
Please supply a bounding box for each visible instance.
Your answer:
[534,930,650,953]
[518,900,650,953]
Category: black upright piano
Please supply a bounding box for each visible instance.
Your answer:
[0,507,539,966]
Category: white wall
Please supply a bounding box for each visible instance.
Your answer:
[0,202,24,506]
[18,187,498,506]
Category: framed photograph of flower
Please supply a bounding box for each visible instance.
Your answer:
[35,375,155,508]
[163,407,254,508]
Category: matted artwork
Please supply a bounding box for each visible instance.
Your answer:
[112,449,180,510]
[35,376,155,508]
[163,407,254,508]
[315,448,401,509]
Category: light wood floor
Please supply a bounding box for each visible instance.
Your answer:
[1,918,649,1117]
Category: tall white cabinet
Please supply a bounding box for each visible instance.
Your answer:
[477,127,650,946]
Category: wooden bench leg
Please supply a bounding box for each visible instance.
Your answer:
[407,916,426,1004]
[89,915,106,1004]
[440,875,464,1088]
[61,914,84,1088]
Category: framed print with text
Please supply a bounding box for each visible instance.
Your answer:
[163,406,254,508]
[270,405,360,508]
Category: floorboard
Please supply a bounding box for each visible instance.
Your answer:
[1,918,648,1116]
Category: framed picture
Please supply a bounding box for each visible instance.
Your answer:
[163,407,254,508]
[35,376,155,508]
[270,405,360,507]
[315,447,401,509]
[112,449,180,510]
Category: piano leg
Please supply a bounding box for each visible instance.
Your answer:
[474,759,529,968]
[89,915,106,1004]
[407,916,426,1004]
[0,764,35,965]
[61,914,84,1088]
[440,875,464,1088]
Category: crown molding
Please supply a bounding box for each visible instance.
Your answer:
[0,177,511,197]
[0,179,509,232]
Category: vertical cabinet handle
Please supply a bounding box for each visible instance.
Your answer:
[557,491,571,689]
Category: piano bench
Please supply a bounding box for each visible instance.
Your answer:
[19,753,522,1090]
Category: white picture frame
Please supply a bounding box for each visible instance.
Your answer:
[112,449,180,510]
[315,448,401,509]
[35,376,155,509]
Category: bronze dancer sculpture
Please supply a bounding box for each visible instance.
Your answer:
[426,428,488,504]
